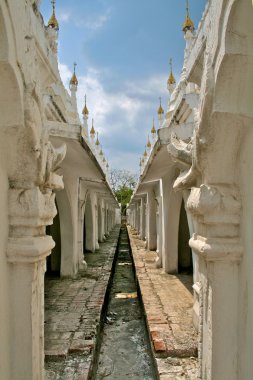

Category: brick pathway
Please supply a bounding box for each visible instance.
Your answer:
[44,226,120,380]
[128,227,199,380]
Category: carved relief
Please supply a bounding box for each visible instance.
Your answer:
[186,184,242,262]
[7,83,66,263]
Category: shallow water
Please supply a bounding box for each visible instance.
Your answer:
[94,228,157,380]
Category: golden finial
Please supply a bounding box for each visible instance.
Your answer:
[168,59,176,85]
[70,62,78,86]
[151,118,156,135]
[90,119,95,135]
[99,147,103,156]
[144,147,147,157]
[82,94,89,116]
[147,135,151,148]
[48,0,59,30]
[157,97,164,115]
[95,132,100,146]
[182,0,195,33]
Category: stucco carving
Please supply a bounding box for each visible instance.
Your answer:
[167,129,201,191]
[186,184,242,262]
[7,84,66,264]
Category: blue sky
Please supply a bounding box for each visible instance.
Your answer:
[41,0,206,172]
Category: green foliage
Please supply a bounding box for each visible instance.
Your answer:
[115,187,133,215]
[109,169,138,215]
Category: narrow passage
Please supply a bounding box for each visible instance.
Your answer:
[94,226,157,380]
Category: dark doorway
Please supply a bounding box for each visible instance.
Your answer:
[178,200,193,274]
[46,205,61,277]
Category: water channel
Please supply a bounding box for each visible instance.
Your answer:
[94,226,158,380]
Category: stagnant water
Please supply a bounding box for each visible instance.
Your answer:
[94,227,158,380]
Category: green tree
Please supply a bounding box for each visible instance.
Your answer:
[109,169,138,215]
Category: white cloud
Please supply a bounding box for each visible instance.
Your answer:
[124,75,168,97]
[58,62,72,86]
[75,68,146,135]
[84,12,110,31]
[58,62,168,171]
[58,11,71,23]
[55,7,111,32]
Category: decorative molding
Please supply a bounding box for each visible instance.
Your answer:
[190,234,243,262]
[187,184,242,262]
[7,235,55,263]
[9,187,57,227]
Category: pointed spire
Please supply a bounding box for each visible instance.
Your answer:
[143,146,147,158]
[167,59,176,94]
[167,59,176,85]
[157,97,164,115]
[95,132,100,146]
[48,0,59,30]
[139,158,142,167]
[70,62,78,87]
[99,146,103,156]
[90,119,95,136]
[151,118,156,135]
[82,94,89,116]
[182,0,195,33]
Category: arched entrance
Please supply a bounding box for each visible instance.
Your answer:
[178,201,193,274]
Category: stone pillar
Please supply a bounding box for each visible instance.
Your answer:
[112,209,115,228]
[136,202,141,234]
[146,190,157,250]
[99,204,105,242]
[132,207,136,229]
[7,187,56,380]
[89,193,97,252]
[108,209,112,233]
[140,197,146,240]
[188,184,242,380]
[78,197,87,269]
[106,208,110,235]
[95,204,99,250]
[133,205,137,231]
[162,181,182,274]
[155,195,163,268]
[106,207,109,235]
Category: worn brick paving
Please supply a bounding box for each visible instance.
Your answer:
[128,227,199,380]
[44,226,120,380]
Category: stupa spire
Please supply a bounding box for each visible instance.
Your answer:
[48,0,59,30]
[182,0,195,33]
[167,58,176,94]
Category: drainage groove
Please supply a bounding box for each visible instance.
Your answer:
[92,225,158,380]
